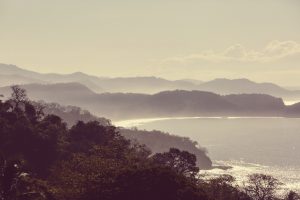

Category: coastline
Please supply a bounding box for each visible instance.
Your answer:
[113,116,296,128]
[115,116,300,193]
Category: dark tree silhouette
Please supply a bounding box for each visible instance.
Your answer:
[203,175,251,200]
[112,165,208,200]
[10,85,28,111]
[244,174,282,200]
[151,148,199,178]
[285,191,300,200]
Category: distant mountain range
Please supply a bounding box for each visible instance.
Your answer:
[197,78,300,99]
[0,64,106,93]
[0,63,193,93]
[1,63,300,99]
[1,83,299,120]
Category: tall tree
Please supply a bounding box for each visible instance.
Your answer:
[244,174,282,200]
[10,86,28,111]
[151,148,199,178]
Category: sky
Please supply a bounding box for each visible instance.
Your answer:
[0,0,299,85]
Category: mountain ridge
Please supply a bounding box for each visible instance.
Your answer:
[1,63,300,99]
[0,83,298,120]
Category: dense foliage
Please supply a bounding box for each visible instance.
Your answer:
[0,87,298,200]
[120,128,212,169]
[32,101,110,127]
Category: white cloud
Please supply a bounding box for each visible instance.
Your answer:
[161,40,300,64]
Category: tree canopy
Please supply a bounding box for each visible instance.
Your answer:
[0,86,298,200]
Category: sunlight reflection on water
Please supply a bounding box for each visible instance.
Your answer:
[114,116,286,128]
[114,116,300,192]
[202,160,300,193]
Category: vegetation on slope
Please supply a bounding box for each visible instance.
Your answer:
[121,128,212,169]
[0,86,298,200]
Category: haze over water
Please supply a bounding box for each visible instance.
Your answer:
[115,117,300,192]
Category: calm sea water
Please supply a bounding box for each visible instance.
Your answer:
[115,117,300,192]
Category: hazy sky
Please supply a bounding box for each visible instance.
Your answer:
[0,0,299,85]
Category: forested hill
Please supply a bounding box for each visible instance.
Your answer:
[1,84,298,120]
[121,128,212,169]
[33,101,111,127]
[31,100,213,169]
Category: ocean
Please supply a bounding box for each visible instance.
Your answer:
[114,117,300,193]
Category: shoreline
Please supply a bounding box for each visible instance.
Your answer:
[115,116,300,192]
[114,116,300,128]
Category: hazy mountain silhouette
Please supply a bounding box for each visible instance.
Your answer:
[0,64,194,93]
[0,63,106,93]
[197,78,296,97]
[42,72,106,93]
[0,74,46,86]
[96,77,196,93]
[33,101,111,127]
[87,90,287,119]
[0,82,95,104]
[0,63,41,77]
[224,94,286,112]
[179,79,204,85]
[1,83,299,120]
[1,63,300,99]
